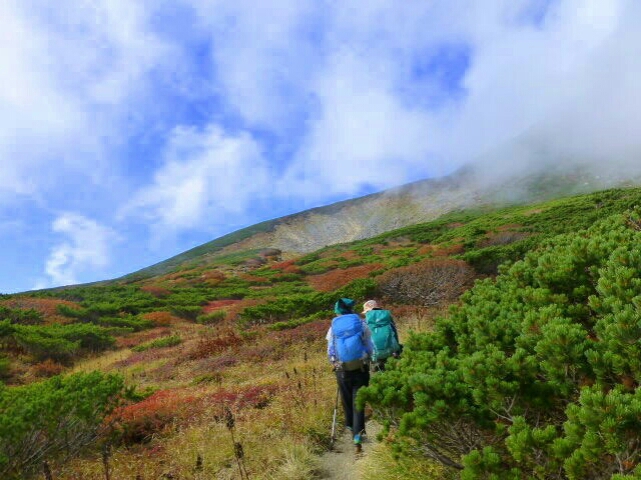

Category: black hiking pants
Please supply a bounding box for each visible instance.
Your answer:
[335,368,369,438]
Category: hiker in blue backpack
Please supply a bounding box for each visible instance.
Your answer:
[362,300,402,372]
[326,297,373,451]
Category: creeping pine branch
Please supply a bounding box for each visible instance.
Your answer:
[419,443,464,470]
[489,395,518,424]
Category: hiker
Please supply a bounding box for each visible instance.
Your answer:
[327,297,373,450]
[362,300,401,372]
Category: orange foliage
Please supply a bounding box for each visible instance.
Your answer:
[337,250,359,260]
[141,311,179,326]
[271,259,302,274]
[307,264,383,292]
[239,273,271,284]
[199,270,226,286]
[203,299,241,314]
[32,359,65,378]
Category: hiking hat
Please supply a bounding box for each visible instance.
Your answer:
[362,300,379,313]
[334,298,356,315]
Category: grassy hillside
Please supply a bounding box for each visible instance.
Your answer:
[2,187,641,478]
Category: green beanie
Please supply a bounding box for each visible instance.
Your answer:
[334,298,356,315]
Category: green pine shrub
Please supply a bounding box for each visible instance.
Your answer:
[132,335,182,352]
[169,305,202,320]
[238,278,376,327]
[196,310,227,325]
[0,357,10,380]
[10,323,115,362]
[93,315,154,331]
[360,210,641,479]
[0,371,125,479]
[0,306,43,325]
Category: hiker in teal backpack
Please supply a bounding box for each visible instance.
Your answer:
[326,297,373,451]
[362,300,401,372]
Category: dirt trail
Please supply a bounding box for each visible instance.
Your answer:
[318,421,381,480]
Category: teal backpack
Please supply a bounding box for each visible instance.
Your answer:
[365,309,400,361]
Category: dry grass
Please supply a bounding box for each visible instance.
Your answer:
[54,308,441,480]
[56,319,337,479]
[356,439,445,480]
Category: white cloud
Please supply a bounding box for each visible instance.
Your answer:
[36,213,119,289]
[283,50,439,197]
[127,0,641,222]
[0,0,172,200]
[121,125,271,231]
[188,0,320,130]
[5,0,641,292]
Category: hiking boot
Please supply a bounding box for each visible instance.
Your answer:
[354,435,363,454]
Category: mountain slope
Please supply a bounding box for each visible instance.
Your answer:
[124,162,640,280]
[5,185,641,479]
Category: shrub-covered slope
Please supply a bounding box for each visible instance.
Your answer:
[362,209,641,478]
[2,187,641,478]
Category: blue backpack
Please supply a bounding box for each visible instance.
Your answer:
[332,313,368,370]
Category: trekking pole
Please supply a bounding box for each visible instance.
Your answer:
[330,386,340,448]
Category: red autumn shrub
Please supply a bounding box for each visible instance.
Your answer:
[185,329,244,361]
[200,270,226,286]
[271,259,302,274]
[141,311,179,326]
[274,319,328,345]
[115,389,197,444]
[32,359,65,378]
[376,258,476,306]
[308,264,384,292]
[203,384,278,412]
[202,299,241,314]
[237,320,327,363]
[193,355,238,376]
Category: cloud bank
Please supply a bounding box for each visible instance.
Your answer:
[2,0,641,290]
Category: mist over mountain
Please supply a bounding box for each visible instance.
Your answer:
[125,160,641,280]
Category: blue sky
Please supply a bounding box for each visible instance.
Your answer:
[2,0,641,293]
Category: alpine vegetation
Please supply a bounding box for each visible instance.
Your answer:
[361,210,641,478]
